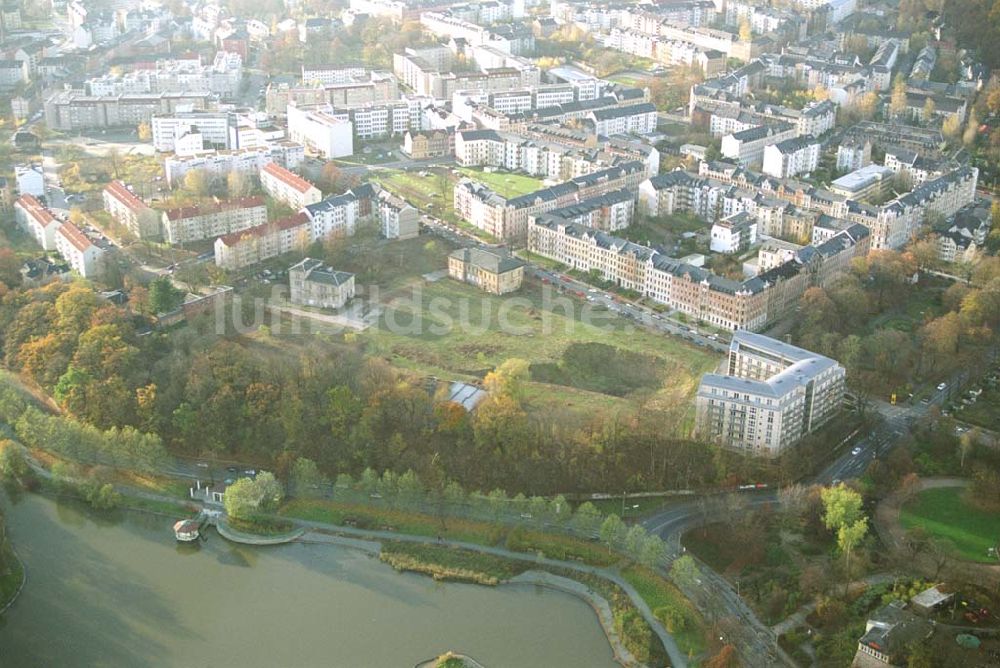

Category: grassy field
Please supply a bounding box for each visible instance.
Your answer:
[607,72,650,88]
[366,278,716,413]
[370,278,714,374]
[900,486,1000,563]
[456,168,544,197]
[373,168,455,216]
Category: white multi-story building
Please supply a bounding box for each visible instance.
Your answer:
[165,145,302,188]
[260,162,322,210]
[303,191,367,240]
[286,104,354,158]
[721,122,797,168]
[455,161,647,244]
[587,102,658,136]
[375,188,419,240]
[710,211,758,253]
[55,221,105,278]
[837,137,871,172]
[301,65,368,86]
[695,332,846,457]
[102,181,162,239]
[86,52,243,97]
[762,136,821,178]
[151,111,231,153]
[13,194,61,250]
[325,101,413,140]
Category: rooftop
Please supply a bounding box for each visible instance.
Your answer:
[450,247,524,274]
[262,162,317,194]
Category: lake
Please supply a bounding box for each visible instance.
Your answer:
[0,493,618,667]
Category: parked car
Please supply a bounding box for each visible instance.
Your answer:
[937,382,948,391]
[851,446,862,456]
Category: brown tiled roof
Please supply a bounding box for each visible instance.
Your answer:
[217,211,309,247]
[163,196,265,221]
[104,180,148,212]
[56,221,93,253]
[262,162,316,194]
[15,194,59,228]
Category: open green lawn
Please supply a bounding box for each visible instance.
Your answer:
[900,486,1000,563]
[456,168,544,198]
[374,169,455,206]
[607,73,650,88]
[365,278,716,415]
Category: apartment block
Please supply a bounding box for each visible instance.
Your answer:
[454,161,646,245]
[587,102,658,136]
[151,110,231,152]
[762,136,820,178]
[44,91,213,131]
[165,145,303,188]
[721,122,797,168]
[323,101,413,140]
[402,129,454,159]
[695,332,846,457]
[711,211,758,253]
[102,180,162,239]
[14,194,61,250]
[55,220,105,278]
[528,214,869,331]
[161,197,267,244]
[214,212,312,270]
[303,190,370,240]
[260,163,322,210]
[375,188,419,240]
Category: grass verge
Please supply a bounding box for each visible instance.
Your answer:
[228,515,296,537]
[281,498,617,566]
[622,565,707,657]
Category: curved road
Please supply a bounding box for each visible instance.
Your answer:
[639,389,950,666]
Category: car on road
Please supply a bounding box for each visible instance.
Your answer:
[244,469,256,476]
[851,446,862,456]
[196,462,209,468]
[937,382,948,391]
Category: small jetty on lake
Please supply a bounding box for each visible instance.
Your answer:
[173,519,201,542]
[172,509,220,542]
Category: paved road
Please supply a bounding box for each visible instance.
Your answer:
[636,367,983,666]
